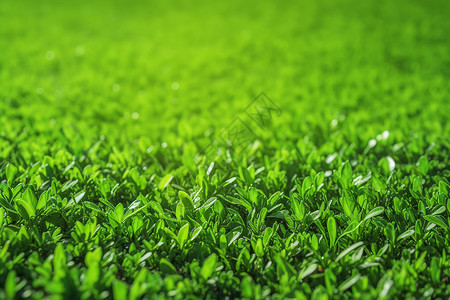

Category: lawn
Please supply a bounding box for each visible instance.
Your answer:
[0,0,449,299]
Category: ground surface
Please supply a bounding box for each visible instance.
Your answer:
[0,0,449,299]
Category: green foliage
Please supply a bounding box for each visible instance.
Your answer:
[0,0,449,298]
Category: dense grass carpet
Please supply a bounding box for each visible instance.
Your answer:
[0,0,449,299]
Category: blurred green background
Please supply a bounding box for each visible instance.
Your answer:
[0,0,449,157]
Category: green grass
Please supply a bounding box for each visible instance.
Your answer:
[1,0,449,299]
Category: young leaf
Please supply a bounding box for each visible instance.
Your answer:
[190,226,203,242]
[200,253,217,280]
[178,191,194,211]
[417,156,429,175]
[23,188,37,209]
[364,207,384,221]
[384,223,396,245]
[6,164,18,184]
[53,243,67,273]
[253,238,264,257]
[177,223,189,249]
[430,257,441,283]
[149,201,164,215]
[338,274,362,292]
[397,229,415,242]
[160,258,177,275]
[424,215,449,231]
[84,201,104,215]
[176,202,185,221]
[336,242,364,262]
[16,199,36,219]
[158,174,173,191]
[197,197,217,211]
[341,161,353,189]
[327,216,337,248]
[262,227,273,247]
[99,180,111,199]
[291,198,303,220]
[5,270,16,300]
[299,263,317,280]
[113,280,128,300]
[226,228,242,246]
[122,202,147,223]
[114,203,124,223]
[36,191,48,210]
[372,175,386,193]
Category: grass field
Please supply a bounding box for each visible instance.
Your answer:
[1,0,449,299]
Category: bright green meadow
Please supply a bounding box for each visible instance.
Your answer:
[0,0,449,299]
